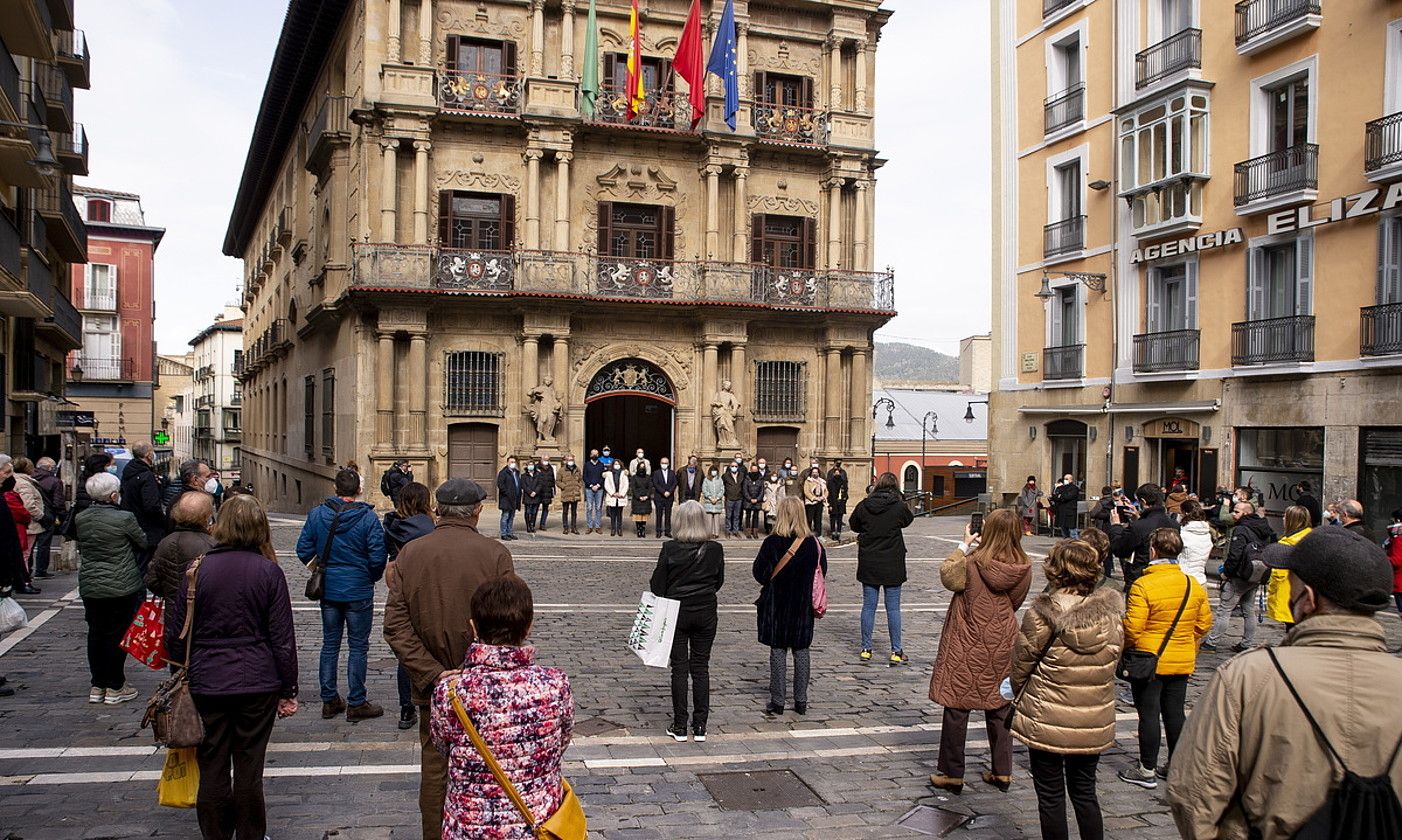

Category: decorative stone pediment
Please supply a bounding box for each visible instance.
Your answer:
[747,41,821,77]
[600,27,677,54]
[747,195,820,217]
[571,342,692,394]
[434,7,527,64]
[595,163,677,195]
[436,168,522,193]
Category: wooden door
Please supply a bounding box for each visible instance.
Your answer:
[756,427,799,469]
[448,423,498,493]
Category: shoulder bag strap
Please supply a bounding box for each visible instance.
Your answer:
[449,685,539,832]
[1153,577,1193,661]
[769,536,806,581]
[315,502,347,569]
[175,554,205,669]
[1265,647,1350,773]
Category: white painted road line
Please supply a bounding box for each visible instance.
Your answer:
[0,587,80,659]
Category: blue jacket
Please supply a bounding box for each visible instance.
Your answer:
[296,498,386,602]
[582,458,606,490]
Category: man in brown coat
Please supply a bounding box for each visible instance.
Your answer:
[384,478,515,840]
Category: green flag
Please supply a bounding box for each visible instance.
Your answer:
[581,0,599,117]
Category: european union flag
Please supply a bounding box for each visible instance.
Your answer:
[706,0,739,130]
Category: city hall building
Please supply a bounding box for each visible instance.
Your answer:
[226,0,894,512]
[989,0,1402,532]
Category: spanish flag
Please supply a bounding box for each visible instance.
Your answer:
[626,0,645,120]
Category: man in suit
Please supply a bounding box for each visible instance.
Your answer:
[651,456,678,538]
[494,457,521,541]
[679,455,705,503]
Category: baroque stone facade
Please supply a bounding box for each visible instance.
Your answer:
[226,0,894,512]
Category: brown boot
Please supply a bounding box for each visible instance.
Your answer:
[981,771,1012,792]
[321,697,346,719]
[930,774,964,795]
[346,701,385,721]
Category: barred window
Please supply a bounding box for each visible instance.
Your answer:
[445,351,504,415]
[321,369,335,459]
[754,361,806,420]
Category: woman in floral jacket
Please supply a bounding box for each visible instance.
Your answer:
[431,574,573,839]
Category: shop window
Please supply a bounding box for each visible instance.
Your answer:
[1236,426,1323,518]
[445,350,504,415]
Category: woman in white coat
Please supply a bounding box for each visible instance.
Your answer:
[1175,499,1212,586]
[604,460,630,537]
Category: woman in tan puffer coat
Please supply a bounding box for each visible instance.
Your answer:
[1011,539,1124,840]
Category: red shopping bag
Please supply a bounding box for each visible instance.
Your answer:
[121,598,168,669]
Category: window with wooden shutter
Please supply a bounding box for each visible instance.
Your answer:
[659,206,674,261]
[604,203,664,259]
[597,201,613,254]
[321,369,335,459]
[447,37,512,75]
[438,191,514,250]
[1379,216,1402,305]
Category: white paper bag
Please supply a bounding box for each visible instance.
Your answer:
[628,591,680,668]
[0,596,28,634]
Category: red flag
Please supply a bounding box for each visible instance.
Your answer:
[674,0,705,129]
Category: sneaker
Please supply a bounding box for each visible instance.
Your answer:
[398,705,417,731]
[103,685,139,705]
[88,686,104,704]
[889,651,908,667]
[321,697,347,719]
[1118,765,1158,789]
[859,649,873,662]
[692,726,706,743]
[1156,764,1169,780]
[667,725,688,742]
[1231,641,1253,653]
[346,701,385,721]
[1199,642,1218,653]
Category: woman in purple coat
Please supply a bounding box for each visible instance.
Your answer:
[164,494,299,840]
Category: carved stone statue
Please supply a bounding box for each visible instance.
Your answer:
[527,375,562,443]
[711,379,742,449]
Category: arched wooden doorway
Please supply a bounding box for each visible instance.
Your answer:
[583,359,676,464]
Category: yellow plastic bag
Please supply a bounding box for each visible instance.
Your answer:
[157,746,199,808]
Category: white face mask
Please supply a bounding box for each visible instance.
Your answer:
[204,478,220,494]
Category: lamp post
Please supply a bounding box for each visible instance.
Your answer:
[964,399,988,423]
[920,411,938,508]
[871,397,895,482]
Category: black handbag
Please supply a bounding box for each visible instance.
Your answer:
[304,502,346,602]
[1117,576,1191,681]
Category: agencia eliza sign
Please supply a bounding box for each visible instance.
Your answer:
[1266,181,1402,236]
[1130,228,1243,264]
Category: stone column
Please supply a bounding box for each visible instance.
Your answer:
[522,335,539,391]
[704,164,722,260]
[561,0,577,79]
[702,342,719,451]
[552,336,570,448]
[737,23,750,98]
[387,0,402,63]
[529,0,545,77]
[554,153,572,251]
[848,348,868,455]
[413,140,431,245]
[828,36,843,111]
[380,138,399,242]
[418,0,433,66]
[824,347,842,453]
[854,38,868,113]
[408,333,428,450]
[730,343,746,445]
[853,180,868,271]
[732,166,749,262]
[826,177,843,270]
[525,150,542,249]
[376,332,395,447]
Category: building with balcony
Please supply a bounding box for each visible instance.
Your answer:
[154,351,193,470]
[63,186,163,450]
[187,307,243,481]
[225,0,895,513]
[0,0,91,458]
[990,0,1402,534]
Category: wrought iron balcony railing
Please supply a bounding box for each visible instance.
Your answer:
[1232,315,1315,365]
[751,101,828,146]
[1043,83,1084,135]
[1044,0,1079,17]
[596,255,679,299]
[586,85,693,132]
[1136,29,1201,89]
[34,180,88,262]
[56,29,90,89]
[1233,143,1318,208]
[1235,0,1320,48]
[57,123,88,176]
[439,70,522,116]
[1044,344,1084,381]
[72,355,134,381]
[38,62,72,132]
[1133,329,1200,372]
[1365,112,1402,175]
[1044,215,1086,258]
[1361,303,1402,357]
[437,247,515,291]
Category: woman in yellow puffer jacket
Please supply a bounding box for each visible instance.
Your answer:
[1266,505,1312,627]
[1118,528,1213,789]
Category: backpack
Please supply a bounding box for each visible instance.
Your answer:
[380,470,393,497]
[1248,649,1402,840]
[1239,540,1270,584]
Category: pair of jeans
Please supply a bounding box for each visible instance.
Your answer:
[561,501,578,531]
[655,501,673,536]
[192,692,278,840]
[1027,748,1104,840]
[32,527,54,576]
[937,705,1014,778]
[670,606,717,730]
[608,507,623,534]
[396,663,412,709]
[768,646,810,708]
[860,584,903,651]
[1204,578,1258,646]
[585,488,604,529]
[499,507,516,538]
[319,598,374,705]
[524,504,540,531]
[805,503,824,537]
[725,500,742,534]
[535,502,550,530]
[83,591,142,689]
[1129,674,1188,769]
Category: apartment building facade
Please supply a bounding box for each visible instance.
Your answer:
[226,0,895,512]
[188,309,242,481]
[990,0,1402,532]
[154,352,193,468]
[0,0,89,458]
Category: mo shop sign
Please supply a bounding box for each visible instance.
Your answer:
[1129,182,1402,265]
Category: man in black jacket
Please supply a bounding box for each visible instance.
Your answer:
[120,442,167,572]
[651,457,678,538]
[1050,474,1082,538]
[826,461,850,539]
[679,455,705,504]
[1293,480,1322,527]
[1109,483,1180,591]
[380,460,413,506]
[535,456,557,532]
[494,457,521,540]
[1202,502,1276,652]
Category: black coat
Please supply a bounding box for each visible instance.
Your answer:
[722,469,744,501]
[383,511,435,560]
[631,472,653,515]
[650,539,725,609]
[1296,492,1322,527]
[1226,514,1277,579]
[536,465,556,500]
[651,468,678,505]
[826,469,849,508]
[381,466,412,504]
[1109,504,1180,567]
[1088,496,1113,531]
[120,458,167,543]
[848,488,915,587]
[496,467,521,510]
[1050,482,1081,529]
[741,472,766,511]
[753,534,826,649]
[520,470,547,505]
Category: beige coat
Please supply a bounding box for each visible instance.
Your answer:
[1167,615,1402,840]
[12,473,44,535]
[1010,587,1124,754]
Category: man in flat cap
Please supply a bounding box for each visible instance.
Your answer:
[1168,526,1402,839]
[384,478,516,840]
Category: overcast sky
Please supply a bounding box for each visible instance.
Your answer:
[76,0,990,357]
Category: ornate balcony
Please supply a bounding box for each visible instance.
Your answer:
[1232,315,1314,366]
[751,266,819,307]
[1365,112,1402,182]
[1043,83,1084,135]
[751,101,828,146]
[1235,0,1321,55]
[588,85,692,133]
[56,29,89,89]
[1233,144,1317,211]
[596,255,683,299]
[1043,215,1085,259]
[1136,29,1201,89]
[1361,303,1402,357]
[436,248,514,291]
[1044,344,1084,381]
[1133,329,1200,372]
[438,70,522,117]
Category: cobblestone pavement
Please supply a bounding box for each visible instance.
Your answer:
[1,514,1398,839]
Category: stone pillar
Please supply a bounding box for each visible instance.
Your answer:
[525,150,542,249]
[561,0,577,79]
[554,153,572,251]
[387,0,402,63]
[380,139,399,242]
[529,0,545,77]
[552,336,570,450]
[737,23,750,98]
[408,332,428,450]
[376,332,395,447]
[853,181,868,271]
[413,140,431,245]
[824,347,843,453]
[733,166,749,262]
[730,343,746,445]
[854,38,868,113]
[704,164,722,260]
[848,348,869,455]
[826,178,843,270]
[702,342,719,451]
[418,0,433,66]
[828,36,843,111]
[522,335,539,391]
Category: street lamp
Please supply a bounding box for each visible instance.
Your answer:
[1036,270,1107,300]
[964,399,989,423]
[920,411,938,504]
[871,397,895,481]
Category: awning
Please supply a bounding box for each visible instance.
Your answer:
[1018,400,1219,415]
[1018,404,1104,415]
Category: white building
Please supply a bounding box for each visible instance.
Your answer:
[188,307,243,480]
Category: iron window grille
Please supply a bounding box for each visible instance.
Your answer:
[444,351,504,415]
[753,361,806,421]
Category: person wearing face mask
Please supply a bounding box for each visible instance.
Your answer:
[604,461,629,537]
[599,446,615,467]
[520,461,544,535]
[535,457,557,532]
[629,449,652,476]
[631,462,653,539]
[701,466,725,539]
[781,459,801,498]
[763,472,785,534]
[495,458,522,541]
[680,456,705,504]
[556,454,582,536]
[741,461,766,539]
[583,450,606,535]
[826,461,849,541]
[802,467,829,538]
[652,457,678,538]
[722,461,744,538]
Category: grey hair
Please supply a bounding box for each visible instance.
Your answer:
[132,442,154,460]
[672,500,710,543]
[86,472,120,501]
[1339,499,1364,520]
[437,502,481,520]
[0,454,11,470]
[36,456,55,469]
